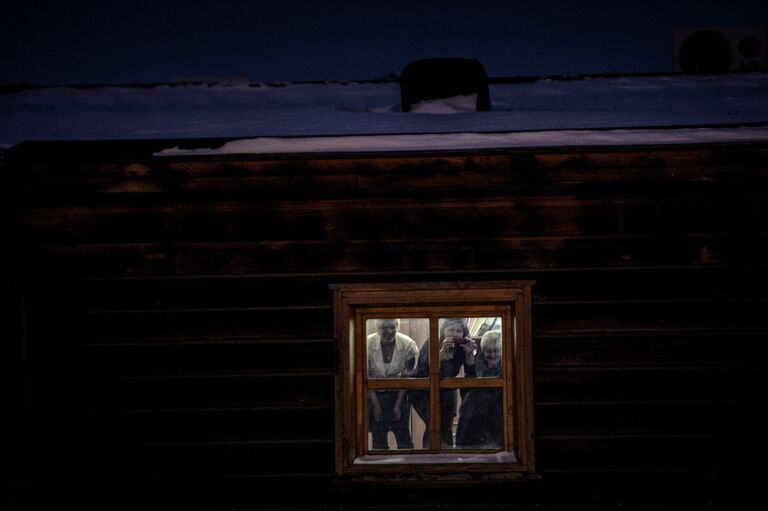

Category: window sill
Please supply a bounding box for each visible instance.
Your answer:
[354,451,518,465]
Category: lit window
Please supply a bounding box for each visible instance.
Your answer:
[331,282,535,477]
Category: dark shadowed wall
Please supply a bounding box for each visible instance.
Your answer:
[5,140,768,509]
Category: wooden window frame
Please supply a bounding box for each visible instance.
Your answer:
[331,281,535,478]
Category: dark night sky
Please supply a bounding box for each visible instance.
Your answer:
[2,0,767,85]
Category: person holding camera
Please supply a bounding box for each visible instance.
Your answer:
[409,318,477,448]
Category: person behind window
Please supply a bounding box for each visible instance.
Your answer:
[455,330,504,448]
[367,318,419,449]
[409,318,477,448]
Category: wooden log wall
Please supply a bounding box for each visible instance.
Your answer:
[6,140,768,509]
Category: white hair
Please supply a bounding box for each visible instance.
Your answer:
[480,331,501,352]
[375,318,400,330]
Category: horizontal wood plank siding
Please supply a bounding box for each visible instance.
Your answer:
[7,141,768,509]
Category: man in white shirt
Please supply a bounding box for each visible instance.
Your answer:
[366,319,418,449]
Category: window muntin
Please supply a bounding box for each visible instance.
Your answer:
[332,282,534,477]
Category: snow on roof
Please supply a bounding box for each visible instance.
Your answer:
[2,73,768,151]
[155,127,768,156]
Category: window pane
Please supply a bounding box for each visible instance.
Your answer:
[366,318,427,378]
[449,386,505,450]
[437,388,461,448]
[438,317,502,379]
[407,388,430,449]
[368,388,426,450]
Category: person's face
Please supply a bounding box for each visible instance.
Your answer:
[378,321,397,343]
[443,321,464,340]
[484,345,501,368]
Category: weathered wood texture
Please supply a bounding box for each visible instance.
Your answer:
[6,141,768,509]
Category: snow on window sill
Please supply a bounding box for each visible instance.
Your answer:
[353,451,518,465]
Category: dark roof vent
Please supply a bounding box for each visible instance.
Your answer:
[678,30,732,74]
[399,58,491,112]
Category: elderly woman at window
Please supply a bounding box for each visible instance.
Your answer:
[455,330,504,448]
[367,318,419,449]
